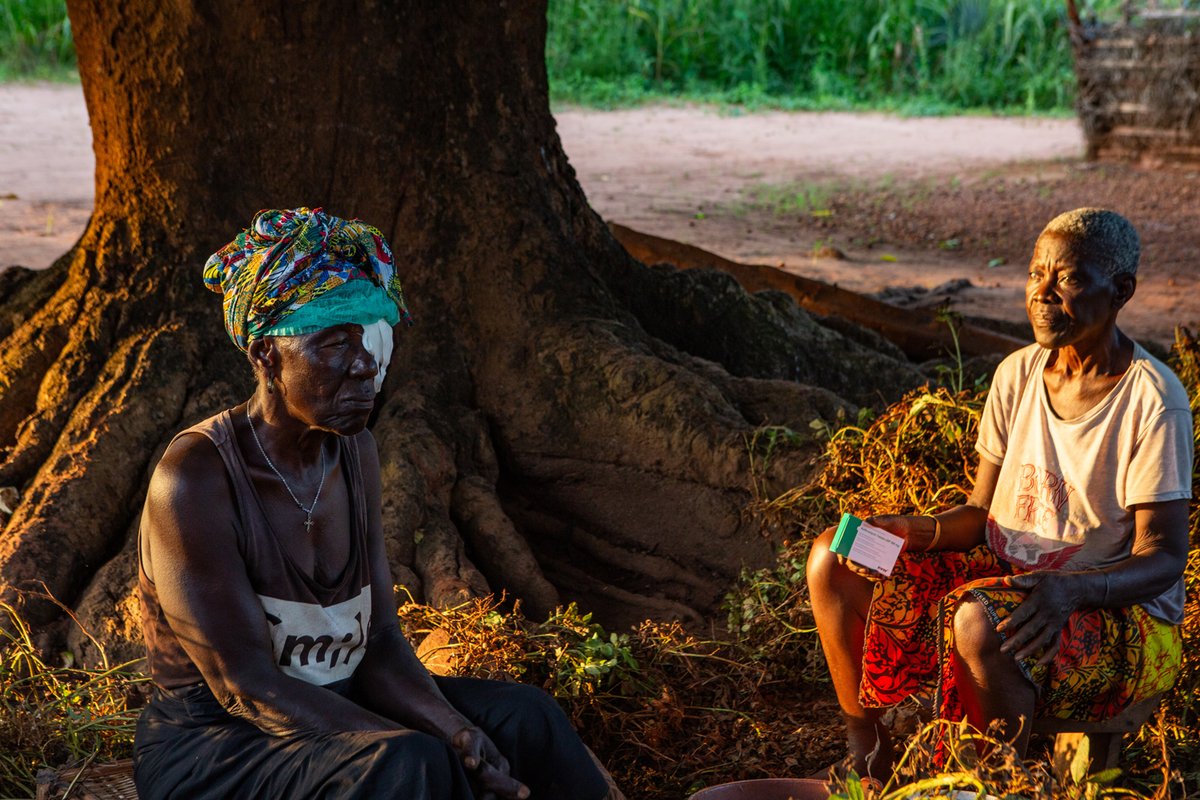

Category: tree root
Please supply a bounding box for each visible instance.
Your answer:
[0,282,146,493]
[451,475,559,618]
[643,333,855,428]
[65,517,145,667]
[0,263,65,343]
[609,222,1027,361]
[415,514,491,609]
[0,323,194,623]
[368,351,573,617]
[0,272,87,450]
[538,555,705,628]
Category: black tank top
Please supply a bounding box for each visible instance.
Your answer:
[138,410,373,691]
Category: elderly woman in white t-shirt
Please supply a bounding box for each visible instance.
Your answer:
[806,208,1192,780]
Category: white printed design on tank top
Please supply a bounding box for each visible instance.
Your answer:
[258,586,371,686]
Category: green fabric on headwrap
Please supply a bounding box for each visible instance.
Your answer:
[262,280,401,337]
[203,207,413,351]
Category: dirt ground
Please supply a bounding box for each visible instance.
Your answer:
[0,84,92,271]
[6,84,1199,350]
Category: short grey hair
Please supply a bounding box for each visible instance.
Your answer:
[1039,208,1140,279]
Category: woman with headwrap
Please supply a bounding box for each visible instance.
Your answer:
[133,208,611,800]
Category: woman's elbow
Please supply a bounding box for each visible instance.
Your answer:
[210,674,261,717]
[208,670,295,735]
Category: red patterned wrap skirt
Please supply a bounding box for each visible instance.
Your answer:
[859,545,1181,723]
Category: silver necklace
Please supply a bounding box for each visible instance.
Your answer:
[246,407,327,533]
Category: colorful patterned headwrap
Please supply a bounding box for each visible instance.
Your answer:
[203,207,413,351]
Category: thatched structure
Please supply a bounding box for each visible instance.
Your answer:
[1068,0,1200,160]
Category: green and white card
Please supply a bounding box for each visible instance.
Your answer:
[830,513,904,577]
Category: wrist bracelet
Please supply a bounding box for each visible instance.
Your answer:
[925,516,942,552]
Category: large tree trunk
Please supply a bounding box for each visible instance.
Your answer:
[0,1,918,661]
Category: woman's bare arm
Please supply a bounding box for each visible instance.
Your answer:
[999,498,1190,663]
[347,431,529,798]
[345,430,472,736]
[144,433,397,736]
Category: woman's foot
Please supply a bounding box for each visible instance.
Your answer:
[846,718,894,782]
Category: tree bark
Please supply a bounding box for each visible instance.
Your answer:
[609,223,1028,361]
[0,0,916,661]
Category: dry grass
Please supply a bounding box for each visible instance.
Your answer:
[397,596,836,797]
[0,600,146,798]
[750,385,986,528]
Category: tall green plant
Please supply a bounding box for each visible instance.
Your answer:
[0,0,1133,107]
[0,0,75,79]
[547,0,1127,111]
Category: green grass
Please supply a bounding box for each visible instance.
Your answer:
[744,180,837,217]
[547,0,1129,114]
[0,0,76,80]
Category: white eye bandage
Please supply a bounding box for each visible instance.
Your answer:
[360,319,395,394]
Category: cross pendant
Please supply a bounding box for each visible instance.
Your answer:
[304,515,315,533]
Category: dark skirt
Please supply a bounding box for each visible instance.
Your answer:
[133,677,610,800]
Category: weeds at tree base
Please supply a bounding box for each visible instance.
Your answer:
[397,597,829,797]
[0,600,146,798]
[747,385,986,534]
[824,717,1157,800]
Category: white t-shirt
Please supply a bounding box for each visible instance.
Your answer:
[977,342,1193,624]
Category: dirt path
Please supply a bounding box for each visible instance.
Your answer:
[558,106,1082,228]
[8,83,1193,348]
[0,84,93,270]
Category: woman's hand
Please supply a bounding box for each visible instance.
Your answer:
[866,514,938,553]
[451,726,530,800]
[828,514,934,581]
[996,572,1082,666]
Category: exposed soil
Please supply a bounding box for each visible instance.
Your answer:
[7,87,1198,350]
[0,84,92,271]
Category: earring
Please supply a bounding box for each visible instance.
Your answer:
[267,374,275,394]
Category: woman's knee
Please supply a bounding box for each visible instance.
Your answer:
[365,729,457,782]
[491,684,605,795]
[805,526,840,590]
[952,597,1003,665]
[503,683,565,739]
